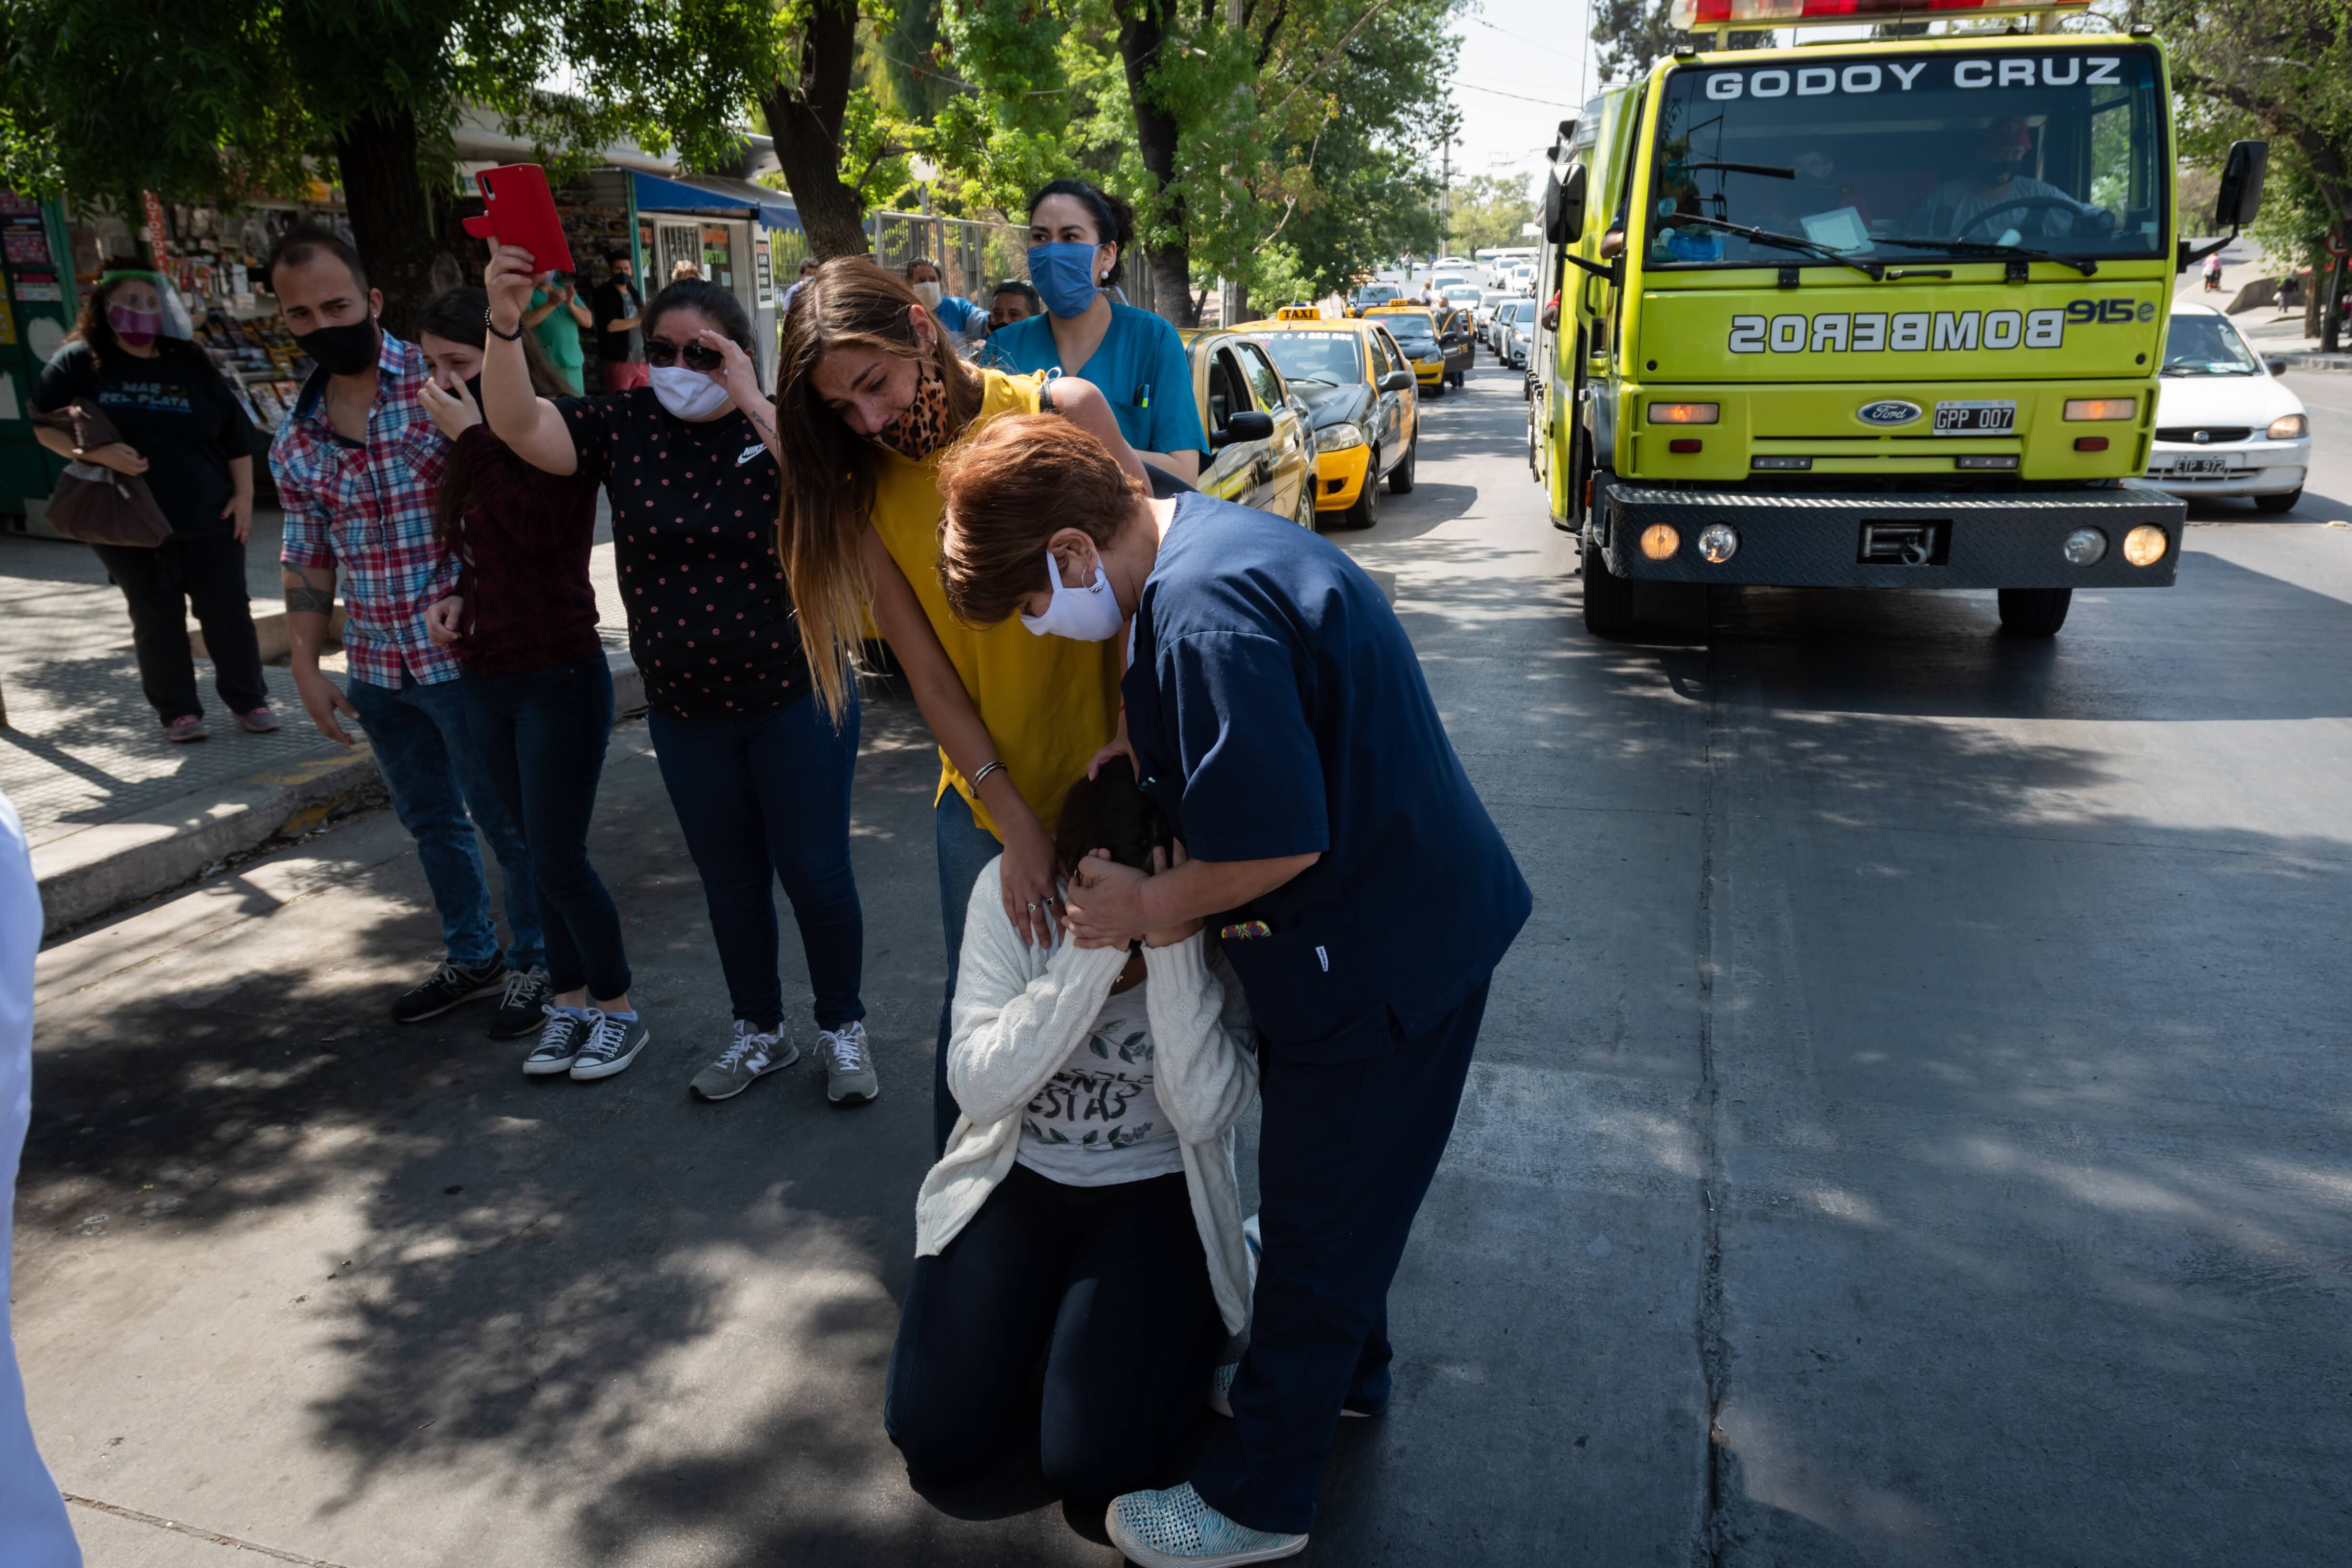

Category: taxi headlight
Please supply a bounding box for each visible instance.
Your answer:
[2122,525,2169,567]
[1316,423,1366,452]
[1640,523,1681,561]
[2268,413,2308,440]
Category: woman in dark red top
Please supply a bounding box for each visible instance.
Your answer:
[415,287,651,1085]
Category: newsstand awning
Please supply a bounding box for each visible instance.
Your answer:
[629,171,800,232]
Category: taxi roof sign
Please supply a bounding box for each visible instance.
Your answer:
[1276,304,1323,320]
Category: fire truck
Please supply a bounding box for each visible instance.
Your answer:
[1528,0,2266,636]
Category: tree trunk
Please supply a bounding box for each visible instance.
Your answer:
[1118,0,1196,326]
[332,107,441,344]
[761,0,873,261]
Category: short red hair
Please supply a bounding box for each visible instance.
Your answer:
[934,414,1146,626]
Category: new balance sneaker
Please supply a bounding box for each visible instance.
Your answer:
[389,957,507,1024]
[524,1007,591,1076]
[569,1011,650,1081]
[1106,1484,1307,1568]
[819,1020,877,1104]
[688,1020,797,1102]
[488,965,552,1039]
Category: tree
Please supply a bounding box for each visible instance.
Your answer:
[0,0,635,336]
[1447,172,1536,254]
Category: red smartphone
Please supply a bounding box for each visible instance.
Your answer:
[461,164,575,277]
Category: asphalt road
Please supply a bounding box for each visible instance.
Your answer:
[14,357,2350,1567]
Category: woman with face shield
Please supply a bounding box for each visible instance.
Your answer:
[30,271,274,742]
[407,286,652,1085]
[766,256,1155,1158]
[979,179,1207,484]
[476,244,876,1109]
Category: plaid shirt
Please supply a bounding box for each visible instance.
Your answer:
[272,332,458,688]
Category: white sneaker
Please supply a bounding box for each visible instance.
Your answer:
[818,1020,878,1103]
[1106,1484,1307,1567]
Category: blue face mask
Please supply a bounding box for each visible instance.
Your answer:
[1027,242,1104,319]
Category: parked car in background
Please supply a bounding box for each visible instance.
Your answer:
[2143,303,2311,514]
[1489,299,1527,358]
[1508,264,1536,295]
[1242,313,1419,530]
[1365,305,1450,397]
[1179,327,1318,527]
[1474,289,1512,337]
[1348,282,1402,316]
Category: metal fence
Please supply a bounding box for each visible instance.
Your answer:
[865,207,1161,317]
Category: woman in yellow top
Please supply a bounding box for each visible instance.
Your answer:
[763,259,1146,1154]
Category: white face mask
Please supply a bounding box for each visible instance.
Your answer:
[651,365,730,420]
[1019,548,1126,641]
[912,280,944,310]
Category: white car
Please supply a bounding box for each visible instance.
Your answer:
[2144,303,2310,513]
[1489,299,1526,358]
[1474,289,1511,334]
[1508,264,1536,295]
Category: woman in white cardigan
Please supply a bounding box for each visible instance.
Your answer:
[884,760,1258,1507]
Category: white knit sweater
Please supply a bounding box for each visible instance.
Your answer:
[915,856,1261,1334]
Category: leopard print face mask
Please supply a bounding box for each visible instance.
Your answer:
[865,367,950,460]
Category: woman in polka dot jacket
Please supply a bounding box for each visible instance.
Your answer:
[477,243,878,1108]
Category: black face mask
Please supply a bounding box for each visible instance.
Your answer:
[463,373,485,410]
[294,316,380,376]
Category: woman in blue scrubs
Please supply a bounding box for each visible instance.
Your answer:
[988,179,1208,483]
[932,415,1531,1568]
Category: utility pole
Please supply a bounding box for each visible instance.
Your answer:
[1218,0,1248,326]
[1434,107,1463,252]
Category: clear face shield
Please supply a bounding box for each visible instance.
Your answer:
[99,270,198,342]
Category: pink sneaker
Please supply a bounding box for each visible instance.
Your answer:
[165,715,207,742]
[235,704,281,733]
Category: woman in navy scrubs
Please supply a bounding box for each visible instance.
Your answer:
[986,179,1208,484]
[933,415,1530,1568]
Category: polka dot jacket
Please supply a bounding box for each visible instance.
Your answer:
[559,390,813,722]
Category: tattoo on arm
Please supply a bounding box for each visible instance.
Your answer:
[282,565,336,617]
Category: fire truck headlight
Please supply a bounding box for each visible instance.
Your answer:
[2122,526,2169,567]
[1639,523,1681,561]
[1697,523,1739,564]
[2062,528,2107,567]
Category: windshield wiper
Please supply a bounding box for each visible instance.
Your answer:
[1675,160,1795,180]
[1659,213,1885,280]
[1871,234,2099,277]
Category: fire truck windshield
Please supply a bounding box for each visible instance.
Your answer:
[1645,47,2165,270]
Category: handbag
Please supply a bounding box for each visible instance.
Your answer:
[30,402,174,548]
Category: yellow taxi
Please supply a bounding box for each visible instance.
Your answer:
[1238,306,1419,530]
[1362,304,1451,398]
[1177,328,1318,528]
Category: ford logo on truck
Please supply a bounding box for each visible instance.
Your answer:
[1858,399,1922,427]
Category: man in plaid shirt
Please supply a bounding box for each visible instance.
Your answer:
[266,225,549,1034]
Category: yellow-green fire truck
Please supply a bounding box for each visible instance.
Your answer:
[1529,0,2267,636]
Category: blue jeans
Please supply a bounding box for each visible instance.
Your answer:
[458,655,629,1001]
[932,787,1005,1155]
[348,670,543,972]
[647,691,864,1032]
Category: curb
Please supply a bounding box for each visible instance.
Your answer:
[31,648,647,939]
[2274,351,2352,374]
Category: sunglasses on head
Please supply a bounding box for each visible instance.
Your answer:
[646,338,727,371]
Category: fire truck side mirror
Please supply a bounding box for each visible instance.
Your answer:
[2215,141,2268,230]
[1547,164,1590,244]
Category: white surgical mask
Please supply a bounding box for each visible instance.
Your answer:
[912,280,944,310]
[1019,549,1125,641]
[651,365,730,420]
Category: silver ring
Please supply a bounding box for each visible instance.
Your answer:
[1026,902,1040,913]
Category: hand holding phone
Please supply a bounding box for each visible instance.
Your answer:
[461,165,575,277]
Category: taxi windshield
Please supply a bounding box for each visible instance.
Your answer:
[1257,330,1365,386]
[1646,46,2166,269]
[1380,312,1438,344]
[2161,314,2260,376]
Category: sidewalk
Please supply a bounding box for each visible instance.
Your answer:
[0,502,639,937]
[2176,240,2352,372]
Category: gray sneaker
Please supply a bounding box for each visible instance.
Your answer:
[689,1020,797,1102]
[524,1007,591,1076]
[819,1020,878,1104]
[569,1011,650,1082]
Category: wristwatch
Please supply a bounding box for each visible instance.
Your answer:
[485,308,523,342]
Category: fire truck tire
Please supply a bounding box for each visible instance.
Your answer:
[1581,528,1634,636]
[1997,587,2072,637]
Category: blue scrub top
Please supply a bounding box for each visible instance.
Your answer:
[934,294,985,335]
[1123,494,1532,1063]
[988,302,1210,458]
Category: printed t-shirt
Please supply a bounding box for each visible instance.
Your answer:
[31,342,257,539]
[867,367,1122,837]
[1123,492,1532,1064]
[986,303,1209,461]
[558,389,812,722]
[1015,977,1184,1187]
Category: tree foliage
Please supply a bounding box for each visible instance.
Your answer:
[1447,172,1535,254]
